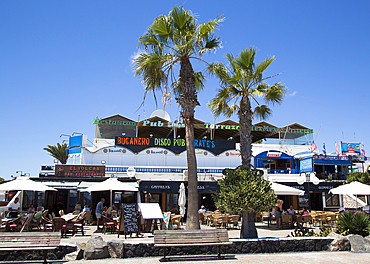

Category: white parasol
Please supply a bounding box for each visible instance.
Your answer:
[178,183,186,217]
[329,181,370,195]
[0,176,57,192]
[0,176,57,210]
[329,181,370,208]
[83,177,138,206]
[270,182,305,196]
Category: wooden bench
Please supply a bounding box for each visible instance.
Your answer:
[0,232,61,264]
[154,229,232,260]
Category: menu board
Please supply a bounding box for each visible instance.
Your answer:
[121,203,138,234]
[138,203,163,219]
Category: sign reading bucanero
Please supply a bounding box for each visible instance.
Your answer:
[115,136,236,155]
[55,165,105,177]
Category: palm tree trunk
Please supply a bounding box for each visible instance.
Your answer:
[239,96,253,167]
[177,57,200,230]
[240,211,258,238]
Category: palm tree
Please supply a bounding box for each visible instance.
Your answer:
[133,6,222,230]
[43,143,68,164]
[207,46,286,168]
[207,47,285,238]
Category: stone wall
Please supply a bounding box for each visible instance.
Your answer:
[0,245,76,262]
[122,237,333,258]
[0,237,334,261]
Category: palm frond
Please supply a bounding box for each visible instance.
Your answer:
[265,82,286,104]
[254,105,272,120]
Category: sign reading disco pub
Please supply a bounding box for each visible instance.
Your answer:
[55,165,105,177]
[115,136,236,156]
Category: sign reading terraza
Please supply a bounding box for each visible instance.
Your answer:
[115,136,235,156]
[94,118,312,134]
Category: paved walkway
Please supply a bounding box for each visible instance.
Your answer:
[59,222,345,264]
[65,252,370,264]
[61,222,318,246]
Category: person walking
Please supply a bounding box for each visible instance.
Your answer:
[96,198,105,230]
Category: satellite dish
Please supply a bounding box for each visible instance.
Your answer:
[150,110,171,122]
[127,167,136,177]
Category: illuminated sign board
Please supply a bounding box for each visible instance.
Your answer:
[55,165,105,177]
[115,136,236,155]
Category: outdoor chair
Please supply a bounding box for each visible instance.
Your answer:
[0,219,6,232]
[298,215,312,227]
[171,215,182,230]
[206,214,214,226]
[198,213,205,225]
[41,215,53,231]
[52,217,66,237]
[102,214,117,234]
[28,214,43,231]
[20,214,34,232]
[228,215,240,229]
[73,215,86,236]
[83,210,93,225]
[281,214,292,228]
[261,212,269,223]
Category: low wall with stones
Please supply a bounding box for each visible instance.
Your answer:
[0,245,76,262]
[0,237,335,261]
[122,237,334,258]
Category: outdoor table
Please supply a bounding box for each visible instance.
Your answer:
[61,214,77,222]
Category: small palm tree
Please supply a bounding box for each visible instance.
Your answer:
[43,143,68,164]
[207,46,286,167]
[336,211,370,237]
[133,6,223,230]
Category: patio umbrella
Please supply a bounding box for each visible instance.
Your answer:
[0,176,57,192]
[83,177,138,207]
[178,183,186,218]
[270,182,305,196]
[0,176,57,210]
[329,181,370,195]
[329,181,370,208]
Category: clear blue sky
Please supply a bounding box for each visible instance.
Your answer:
[1,1,369,180]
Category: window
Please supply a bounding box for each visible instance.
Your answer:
[325,193,340,207]
[167,193,179,212]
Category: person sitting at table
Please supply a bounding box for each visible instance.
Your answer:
[287,205,296,215]
[8,197,20,218]
[106,206,113,218]
[214,207,221,213]
[198,205,207,214]
[102,206,112,219]
[83,205,90,212]
[27,204,35,214]
[32,207,43,223]
[355,207,364,215]
[111,205,118,217]
[301,208,309,215]
[38,203,45,212]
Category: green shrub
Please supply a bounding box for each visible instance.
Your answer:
[335,211,370,237]
[288,225,332,237]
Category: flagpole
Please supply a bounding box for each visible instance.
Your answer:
[315,124,323,142]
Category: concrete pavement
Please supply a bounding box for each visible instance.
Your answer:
[65,252,370,264]
[61,222,316,247]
